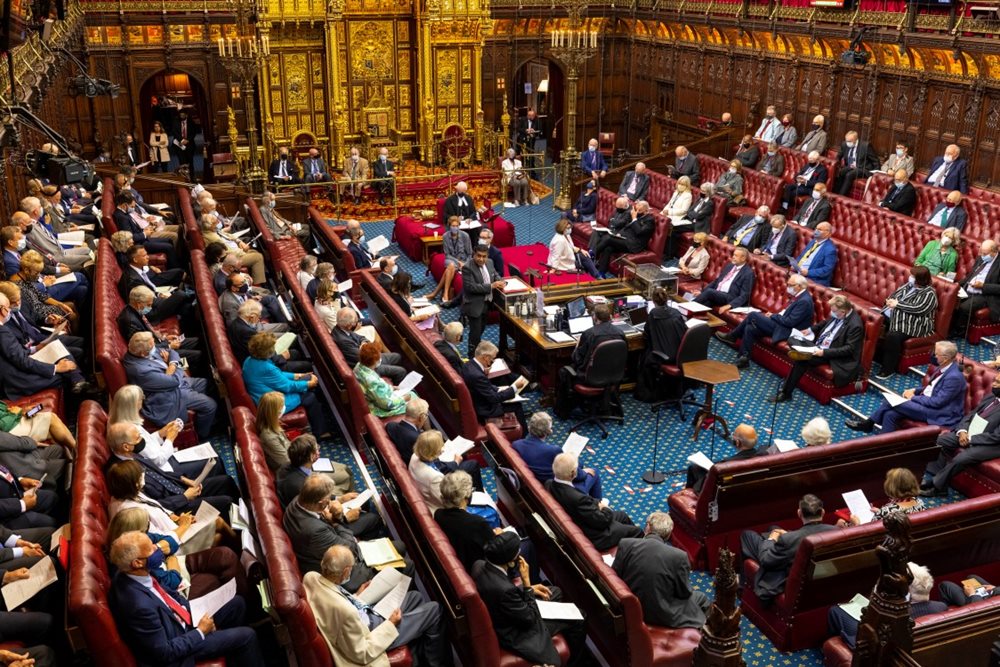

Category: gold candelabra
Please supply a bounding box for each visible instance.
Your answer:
[550,0,599,210]
[217,0,271,194]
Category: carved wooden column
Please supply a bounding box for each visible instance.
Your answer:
[692,548,745,667]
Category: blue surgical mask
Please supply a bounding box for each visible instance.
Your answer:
[15,238,25,251]
[767,151,776,157]
[895,180,906,189]
[268,200,276,209]
[813,230,822,240]
[390,265,398,276]
[908,275,916,286]
[140,306,152,315]
[753,215,763,223]
[895,149,905,158]
[145,548,165,570]
[832,310,845,321]
[450,228,459,236]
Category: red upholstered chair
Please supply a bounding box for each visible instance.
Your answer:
[570,339,627,438]
[657,323,711,419]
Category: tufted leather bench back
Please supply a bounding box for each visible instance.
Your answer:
[95,239,130,394]
[176,187,206,253]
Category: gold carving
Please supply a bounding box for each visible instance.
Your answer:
[436,50,458,103]
[285,53,309,110]
[349,21,394,79]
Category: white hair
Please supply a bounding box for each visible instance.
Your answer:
[801,417,832,446]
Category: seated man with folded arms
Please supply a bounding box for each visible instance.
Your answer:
[512,412,602,500]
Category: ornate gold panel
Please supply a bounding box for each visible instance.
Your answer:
[349,21,394,79]
[398,51,411,80]
[462,49,471,78]
[436,50,458,104]
[285,54,309,110]
[271,91,282,113]
[313,90,326,110]
[462,83,471,104]
[398,22,408,43]
[399,84,410,107]
[437,109,449,129]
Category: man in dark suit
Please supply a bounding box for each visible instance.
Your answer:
[793,183,832,229]
[443,181,480,222]
[332,306,405,383]
[0,460,59,529]
[879,169,917,216]
[580,139,608,181]
[461,245,504,355]
[925,191,968,231]
[952,239,1000,337]
[694,246,754,313]
[119,286,202,367]
[925,144,969,194]
[268,147,300,187]
[371,147,396,205]
[755,142,785,178]
[546,452,642,551]
[617,162,650,203]
[376,256,396,291]
[920,374,1000,497]
[848,341,966,434]
[512,412,602,499]
[109,532,265,667]
[668,145,700,185]
[685,424,766,493]
[0,281,85,366]
[432,322,465,374]
[833,131,880,195]
[517,109,543,170]
[385,398,428,463]
[112,192,178,266]
[770,295,864,403]
[462,341,528,431]
[613,512,710,629]
[717,274,813,368]
[472,532,587,667]
[0,294,85,398]
[594,200,656,276]
[668,184,716,258]
[555,304,626,419]
[118,248,193,323]
[752,214,798,266]
[740,494,836,602]
[170,111,199,176]
[724,206,769,248]
[781,151,828,210]
[300,148,330,184]
[226,299,309,373]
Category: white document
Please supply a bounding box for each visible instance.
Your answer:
[2,556,58,611]
[843,489,875,525]
[602,554,615,566]
[229,227,250,238]
[969,414,989,437]
[147,202,169,210]
[958,287,969,299]
[312,457,335,472]
[367,235,390,256]
[230,500,250,530]
[546,331,574,344]
[796,328,816,341]
[277,296,293,322]
[676,301,712,313]
[192,459,216,486]
[394,371,423,397]
[273,332,297,355]
[30,340,70,365]
[343,489,373,512]
[536,600,584,621]
[881,391,908,408]
[489,358,510,376]
[359,538,400,566]
[172,443,218,463]
[356,325,377,343]
[439,436,475,462]
[791,345,820,355]
[503,278,531,293]
[49,523,71,552]
[337,279,354,293]
[188,578,237,622]
[839,593,870,622]
[769,439,799,454]
[685,319,708,329]
[75,224,96,232]
[413,305,440,319]
[155,286,175,296]
[52,273,78,286]
[57,231,86,246]
[543,305,561,316]
[358,567,407,605]
[562,433,590,457]
[470,491,498,510]
[729,306,760,314]
[686,451,714,470]
[241,529,257,557]
[181,502,221,544]
[568,316,593,334]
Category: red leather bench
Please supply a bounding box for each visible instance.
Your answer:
[668,425,942,570]
[864,173,997,241]
[305,207,366,307]
[742,493,1000,652]
[485,424,702,667]
[68,400,225,667]
[394,198,516,263]
[176,187,206,253]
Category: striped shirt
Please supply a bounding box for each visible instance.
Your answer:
[887,284,938,338]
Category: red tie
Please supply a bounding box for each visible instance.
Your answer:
[151,579,192,625]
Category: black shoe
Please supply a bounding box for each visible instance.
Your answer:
[919,479,934,492]
[71,380,96,395]
[734,355,749,369]
[715,331,736,344]
[919,486,947,498]
[411,282,426,290]
[845,417,875,433]
[442,297,460,309]
[767,392,791,403]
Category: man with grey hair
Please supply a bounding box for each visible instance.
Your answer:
[618,162,650,202]
[501,148,529,206]
[118,285,203,368]
[512,412,603,499]
[801,417,833,446]
[109,532,265,666]
[693,245,754,314]
[385,397,430,462]
[372,147,396,205]
[669,145,700,185]
[613,511,710,629]
[752,213,797,266]
[462,341,528,432]
[432,321,465,373]
[443,181,481,223]
[341,147,368,204]
[226,299,308,373]
[782,147,828,210]
[546,452,642,550]
[595,199,656,276]
[478,227,504,276]
[717,273,813,368]
[332,307,405,383]
[847,340,965,434]
[304,544,447,665]
[259,190,311,243]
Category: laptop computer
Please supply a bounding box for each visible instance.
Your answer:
[627,306,648,331]
[568,315,593,335]
[566,297,587,319]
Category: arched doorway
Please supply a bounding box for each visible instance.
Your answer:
[512,57,564,162]
[138,70,212,178]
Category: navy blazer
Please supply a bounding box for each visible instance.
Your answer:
[795,240,838,287]
[704,263,754,308]
[385,420,421,463]
[113,208,148,244]
[432,339,463,374]
[769,291,815,342]
[926,202,968,231]
[580,150,607,175]
[511,434,592,493]
[461,359,514,420]
[123,350,188,426]
[347,241,371,269]
[573,191,597,220]
[908,363,967,429]
[880,182,917,216]
[2,250,22,278]
[795,163,828,191]
[0,325,60,399]
[925,157,969,194]
[753,226,798,264]
[111,573,205,667]
[618,171,650,202]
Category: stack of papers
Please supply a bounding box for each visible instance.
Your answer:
[790,345,820,355]
[181,502,221,544]
[536,601,584,620]
[546,331,574,344]
[30,340,70,365]
[358,568,412,618]
[502,278,531,293]
[2,557,58,610]
[488,357,510,378]
[439,436,475,462]
[274,332,298,355]
[57,231,86,246]
[52,273,78,285]
[676,301,711,313]
[359,538,404,568]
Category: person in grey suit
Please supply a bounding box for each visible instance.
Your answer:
[797,115,828,154]
[617,162,650,202]
[461,245,504,355]
[19,197,91,271]
[331,307,406,383]
[300,148,331,184]
[259,191,312,243]
[668,146,700,185]
[740,494,836,602]
[612,512,709,629]
[218,272,288,331]
[0,430,68,491]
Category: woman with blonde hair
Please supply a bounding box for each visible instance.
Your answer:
[255,391,293,471]
[313,279,345,331]
[11,250,79,323]
[661,176,693,223]
[148,121,171,172]
[716,159,744,204]
[914,226,960,277]
[838,467,925,527]
[677,232,710,281]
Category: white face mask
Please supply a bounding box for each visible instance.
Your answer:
[941,236,953,247]
[943,154,954,163]
[845,141,856,149]
[896,149,905,157]
[786,286,797,296]
[907,276,916,286]
[812,190,822,200]
[728,167,737,174]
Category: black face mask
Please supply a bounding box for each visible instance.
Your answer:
[692,242,702,248]
[993,387,1000,398]
[132,439,146,454]
[811,123,821,131]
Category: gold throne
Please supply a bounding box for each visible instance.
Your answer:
[359,81,401,157]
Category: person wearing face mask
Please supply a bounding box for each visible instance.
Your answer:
[0,281,86,372]
[878,168,917,215]
[268,147,300,186]
[925,190,967,231]
[502,148,530,206]
[199,214,267,284]
[170,110,200,175]
[717,274,813,369]
[914,227,960,277]
[660,175,693,225]
[668,145,700,185]
[219,272,285,331]
[340,146,369,204]
[427,216,472,306]
[376,256,398,290]
[680,182,716,239]
[301,148,331,185]
[925,143,968,193]
[753,105,780,143]
[734,134,760,168]
[755,140,785,178]
[257,191,312,244]
[952,240,1000,338]
[773,114,798,148]
[848,340,964,434]
[478,228,504,276]
[371,147,396,205]
[677,232,710,282]
[833,130,880,196]
[781,150,828,210]
[797,114,828,154]
[918,373,1000,497]
[332,307,407,384]
[715,160,744,205]
[118,286,202,368]
[111,192,180,269]
[1,224,89,306]
[880,141,915,177]
[693,247,754,314]
[752,214,797,267]
[793,183,832,229]
[870,266,939,380]
[618,162,651,203]
[580,138,608,181]
[792,222,837,287]
[770,295,863,403]
[20,196,93,273]
[548,218,599,278]
[297,255,318,292]
[569,180,598,223]
[724,205,769,248]
[228,299,309,372]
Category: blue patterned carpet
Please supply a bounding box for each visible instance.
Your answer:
[215,195,976,666]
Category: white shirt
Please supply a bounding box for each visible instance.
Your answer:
[135,423,177,472]
[922,363,952,397]
[548,233,577,272]
[929,160,950,187]
[502,158,523,176]
[110,494,179,541]
[297,270,314,291]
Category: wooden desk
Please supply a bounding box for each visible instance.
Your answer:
[419,235,443,264]
[682,360,741,440]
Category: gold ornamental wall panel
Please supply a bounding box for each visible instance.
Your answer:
[265,44,329,144]
[348,21,395,79]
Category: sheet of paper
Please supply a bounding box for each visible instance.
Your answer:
[373,577,410,618]
[337,279,353,293]
[30,340,70,365]
[155,286,175,296]
[359,538,400,566]
[2,556,58,611]
[75,224,95,231]
[229,227,250,238]
[536,600,584,621]
[57,231,86,246]
[49,523,71,552]
[489,357,510,377]
[312,457,334,472]
[273,332,297,355]
[230,500,250,530]
[343,489,373,512]
[189,578,237,622]
[413,305,440,319]
[790,345,820,355]
[181,502,221,544]
[172,443,218,463]
[470,491,498,510]
[958,287,969,299]
[969,413,989,437]
[843,489,875,524]
[440,436,476,462]
[796,328,816,341]
[687,451,714,470]
[394,371,423,397]
[52,273,78,285]
[685,319,708,329]
[367,235,390,256]
[562,433,590,457]
[546,331,574,344]
[881,391,908,408]
[277,296,293,322]
[356,325,376,343]
[838,593,870,622]
[503,278,531,293]
[770,439,799,453]
[358,567,408,605]
[602,554,615,566]
[543,305,561,315]
[241,529,256,557]
[676,301,712,313]
[192,458,216,486]
[729,306,760,314]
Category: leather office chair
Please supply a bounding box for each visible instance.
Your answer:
[570,338,628,437]
[657,322,711,419]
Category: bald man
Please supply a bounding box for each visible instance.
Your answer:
[618,162,650,203]
[926,144,969,194]
[685,424,764,493]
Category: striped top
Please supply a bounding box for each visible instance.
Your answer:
[888,284,938,338]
